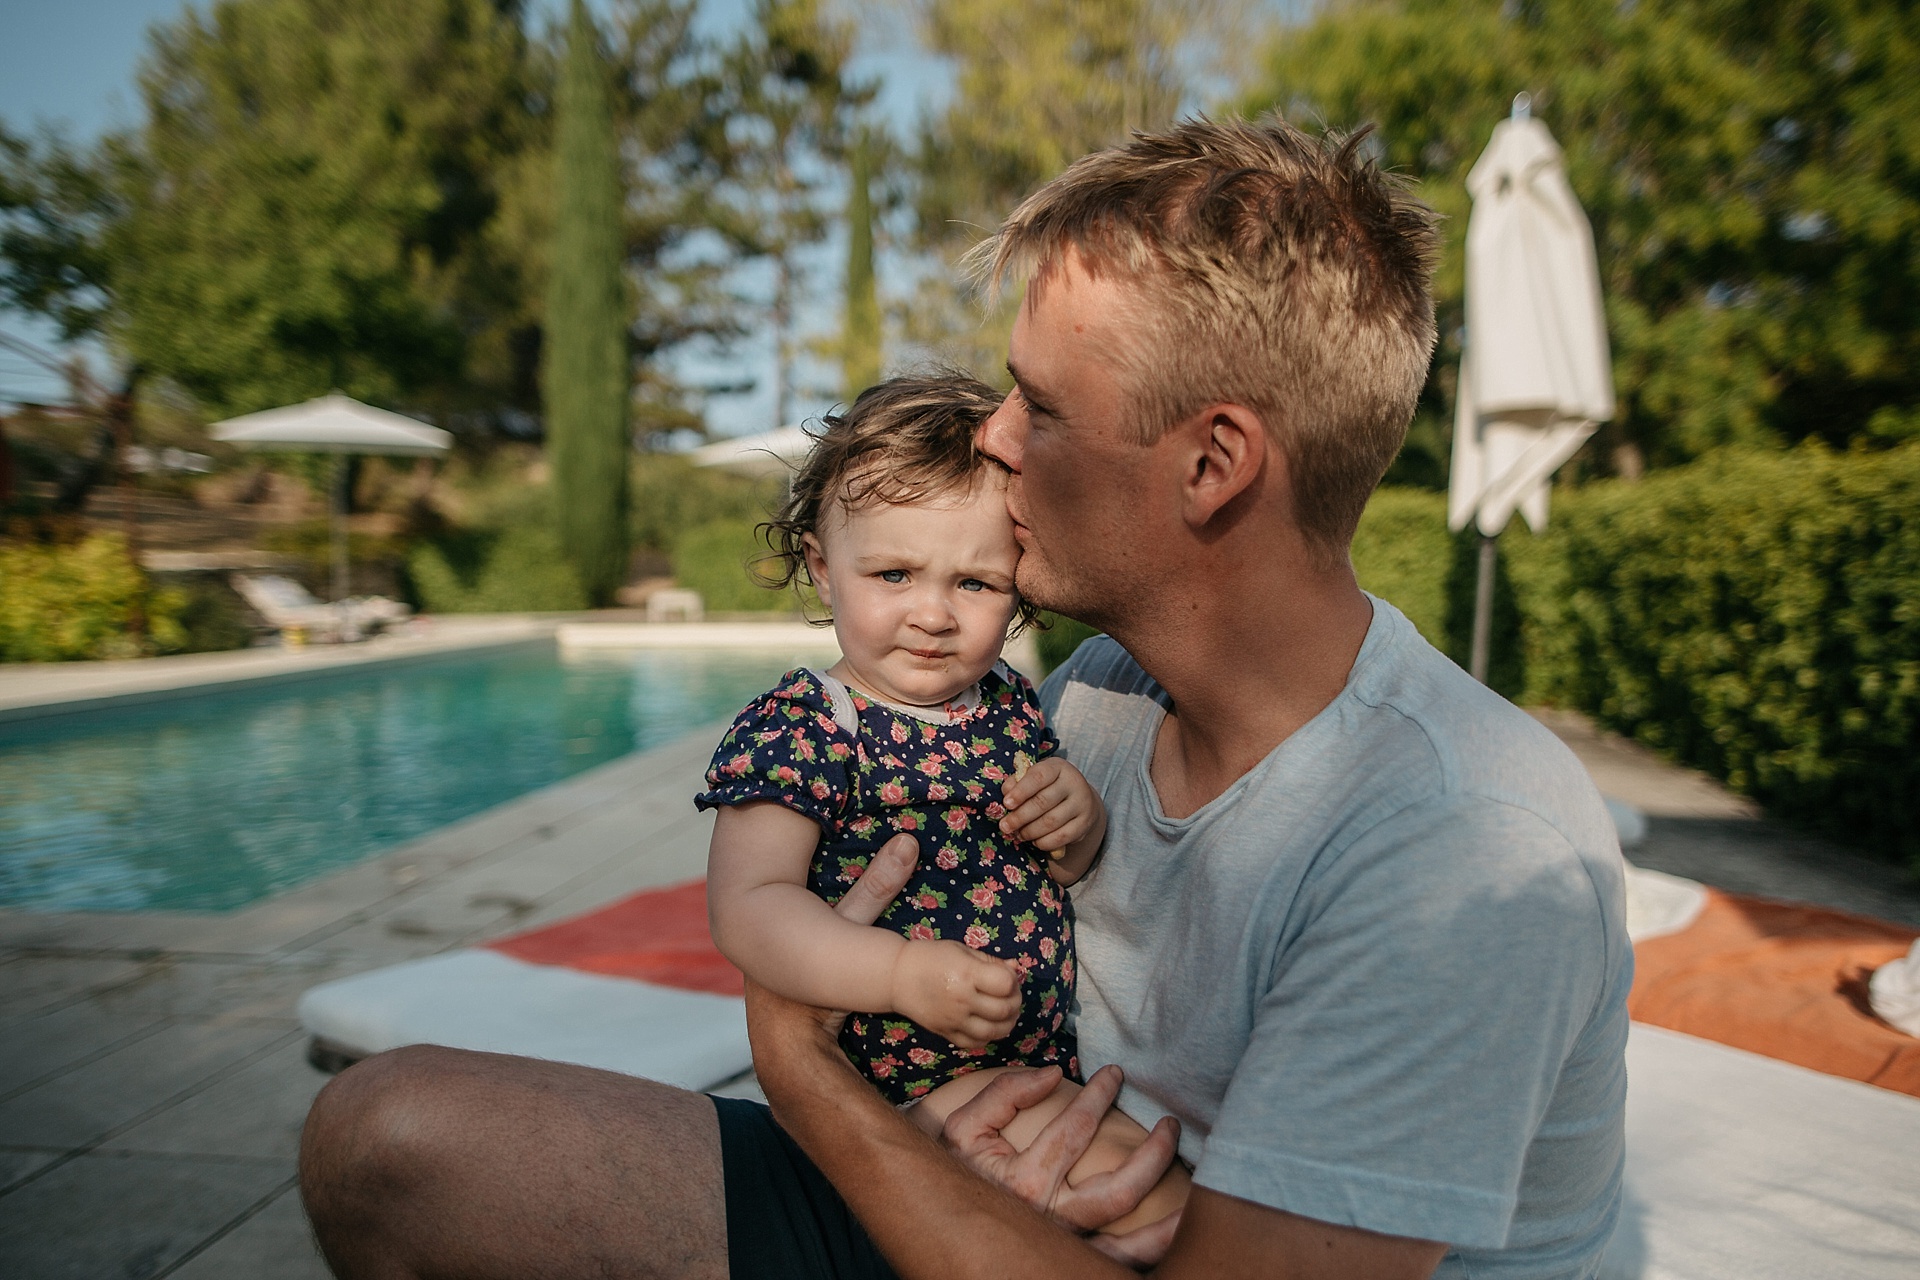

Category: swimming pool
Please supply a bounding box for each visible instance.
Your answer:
[0,643,816,913]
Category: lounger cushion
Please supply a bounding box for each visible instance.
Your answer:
[298,878,750,1090]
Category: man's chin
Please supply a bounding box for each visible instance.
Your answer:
[1013,558,1092,624]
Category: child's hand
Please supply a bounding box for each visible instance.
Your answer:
[999,757,1103,855]
[891,939,1022,1050]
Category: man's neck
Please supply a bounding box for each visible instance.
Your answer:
[1114,563,1375,821]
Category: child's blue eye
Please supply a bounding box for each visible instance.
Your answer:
[959,579,986,592]
[879,570,907,584]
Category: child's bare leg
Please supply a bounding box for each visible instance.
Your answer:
[909,1067,1191,1236]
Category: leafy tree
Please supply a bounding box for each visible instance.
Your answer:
[544,0,631,605]
[1251,0,1920,477]
[110,0,540,419]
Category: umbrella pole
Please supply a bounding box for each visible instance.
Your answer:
[330,454,350,604]
[1469,532,1497,684]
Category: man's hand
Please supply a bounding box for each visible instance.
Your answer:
[939,1065,1181,1241]
[834,833,921,926]
[1000,756,1103,853]
[891,940,1022,1049]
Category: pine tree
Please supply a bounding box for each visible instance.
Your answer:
[841,128,881,400]
[544,0,631,605]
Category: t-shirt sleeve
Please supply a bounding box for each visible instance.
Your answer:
[1194,795,1618,1249]
[693,671,855,831]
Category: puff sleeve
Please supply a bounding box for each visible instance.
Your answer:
[694,669,856,832]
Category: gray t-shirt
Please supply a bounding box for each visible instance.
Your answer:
[1042,598,1629,1279]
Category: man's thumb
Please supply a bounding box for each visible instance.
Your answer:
[832,833,919,926]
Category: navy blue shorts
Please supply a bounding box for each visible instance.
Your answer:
[712,1095,899,1280]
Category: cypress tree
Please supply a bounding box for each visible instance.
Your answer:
[841,128,881,401]
[544,0,630,605]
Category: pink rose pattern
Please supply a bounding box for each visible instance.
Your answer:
[696,666,1077,1103]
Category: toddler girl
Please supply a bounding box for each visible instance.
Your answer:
[696,373,1188,1237]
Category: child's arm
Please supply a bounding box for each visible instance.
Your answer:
[997,757,1108,886]
[708,801,1023,1049]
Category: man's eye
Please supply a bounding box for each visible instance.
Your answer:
[879,570,907,584]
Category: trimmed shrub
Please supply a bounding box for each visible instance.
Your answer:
[1527,445,1920,867]
[671,518,792,613]
[408,522,589,613]
[0,534,188,661]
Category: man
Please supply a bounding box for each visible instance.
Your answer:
[300,117,1629,1280]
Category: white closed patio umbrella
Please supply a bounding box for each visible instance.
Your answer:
[211,393,452,605]
[1448,95,1614,682]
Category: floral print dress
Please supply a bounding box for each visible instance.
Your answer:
[696,664,1077,1104]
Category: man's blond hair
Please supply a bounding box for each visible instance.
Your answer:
[969,115,1439,560]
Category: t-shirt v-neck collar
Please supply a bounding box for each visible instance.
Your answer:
[1135,598,1392,831]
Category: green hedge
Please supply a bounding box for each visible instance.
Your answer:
[1526,445,1920,866]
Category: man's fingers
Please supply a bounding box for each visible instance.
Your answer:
[943,1066,1064,1147]
[833,833,919,926]
[1086,1207,1183,1270]
[1053,1115,1181,1232]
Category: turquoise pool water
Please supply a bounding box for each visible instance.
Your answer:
[0,643,810,913]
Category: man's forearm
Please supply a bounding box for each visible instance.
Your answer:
[752,996,1132,1280]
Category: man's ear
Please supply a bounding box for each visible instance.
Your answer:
[1178,403,1271,530]
[801,532,833,609]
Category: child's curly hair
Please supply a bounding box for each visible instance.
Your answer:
[759,371,1042,633]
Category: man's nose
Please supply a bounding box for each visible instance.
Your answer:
[977,394,1025,472]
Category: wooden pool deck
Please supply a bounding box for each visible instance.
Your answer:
[2,669,1914,1276]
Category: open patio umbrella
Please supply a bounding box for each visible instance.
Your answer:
[1447,95,1614,682]
[689,424,813,481]
[210,393,451,604]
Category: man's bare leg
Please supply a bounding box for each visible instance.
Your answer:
[300,1044,728,1280]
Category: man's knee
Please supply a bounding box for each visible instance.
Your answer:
[300,1044,477,1224]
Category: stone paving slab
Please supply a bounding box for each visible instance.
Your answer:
[0,1152,289,1280]
[0,1024,296,1150]
[168,1184,331,1280]
[104,1040,325,1163]
[0,1003,170,1097]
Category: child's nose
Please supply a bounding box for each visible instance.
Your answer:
[909,590,957,633]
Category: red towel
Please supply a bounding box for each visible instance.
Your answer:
[489,879,745,997]
[1631,890,1920,1097]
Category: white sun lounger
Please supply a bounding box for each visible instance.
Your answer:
[231,573,411,643]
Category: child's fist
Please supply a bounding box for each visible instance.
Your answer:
[890,939,1022,1050]
[999,756,1102,855]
